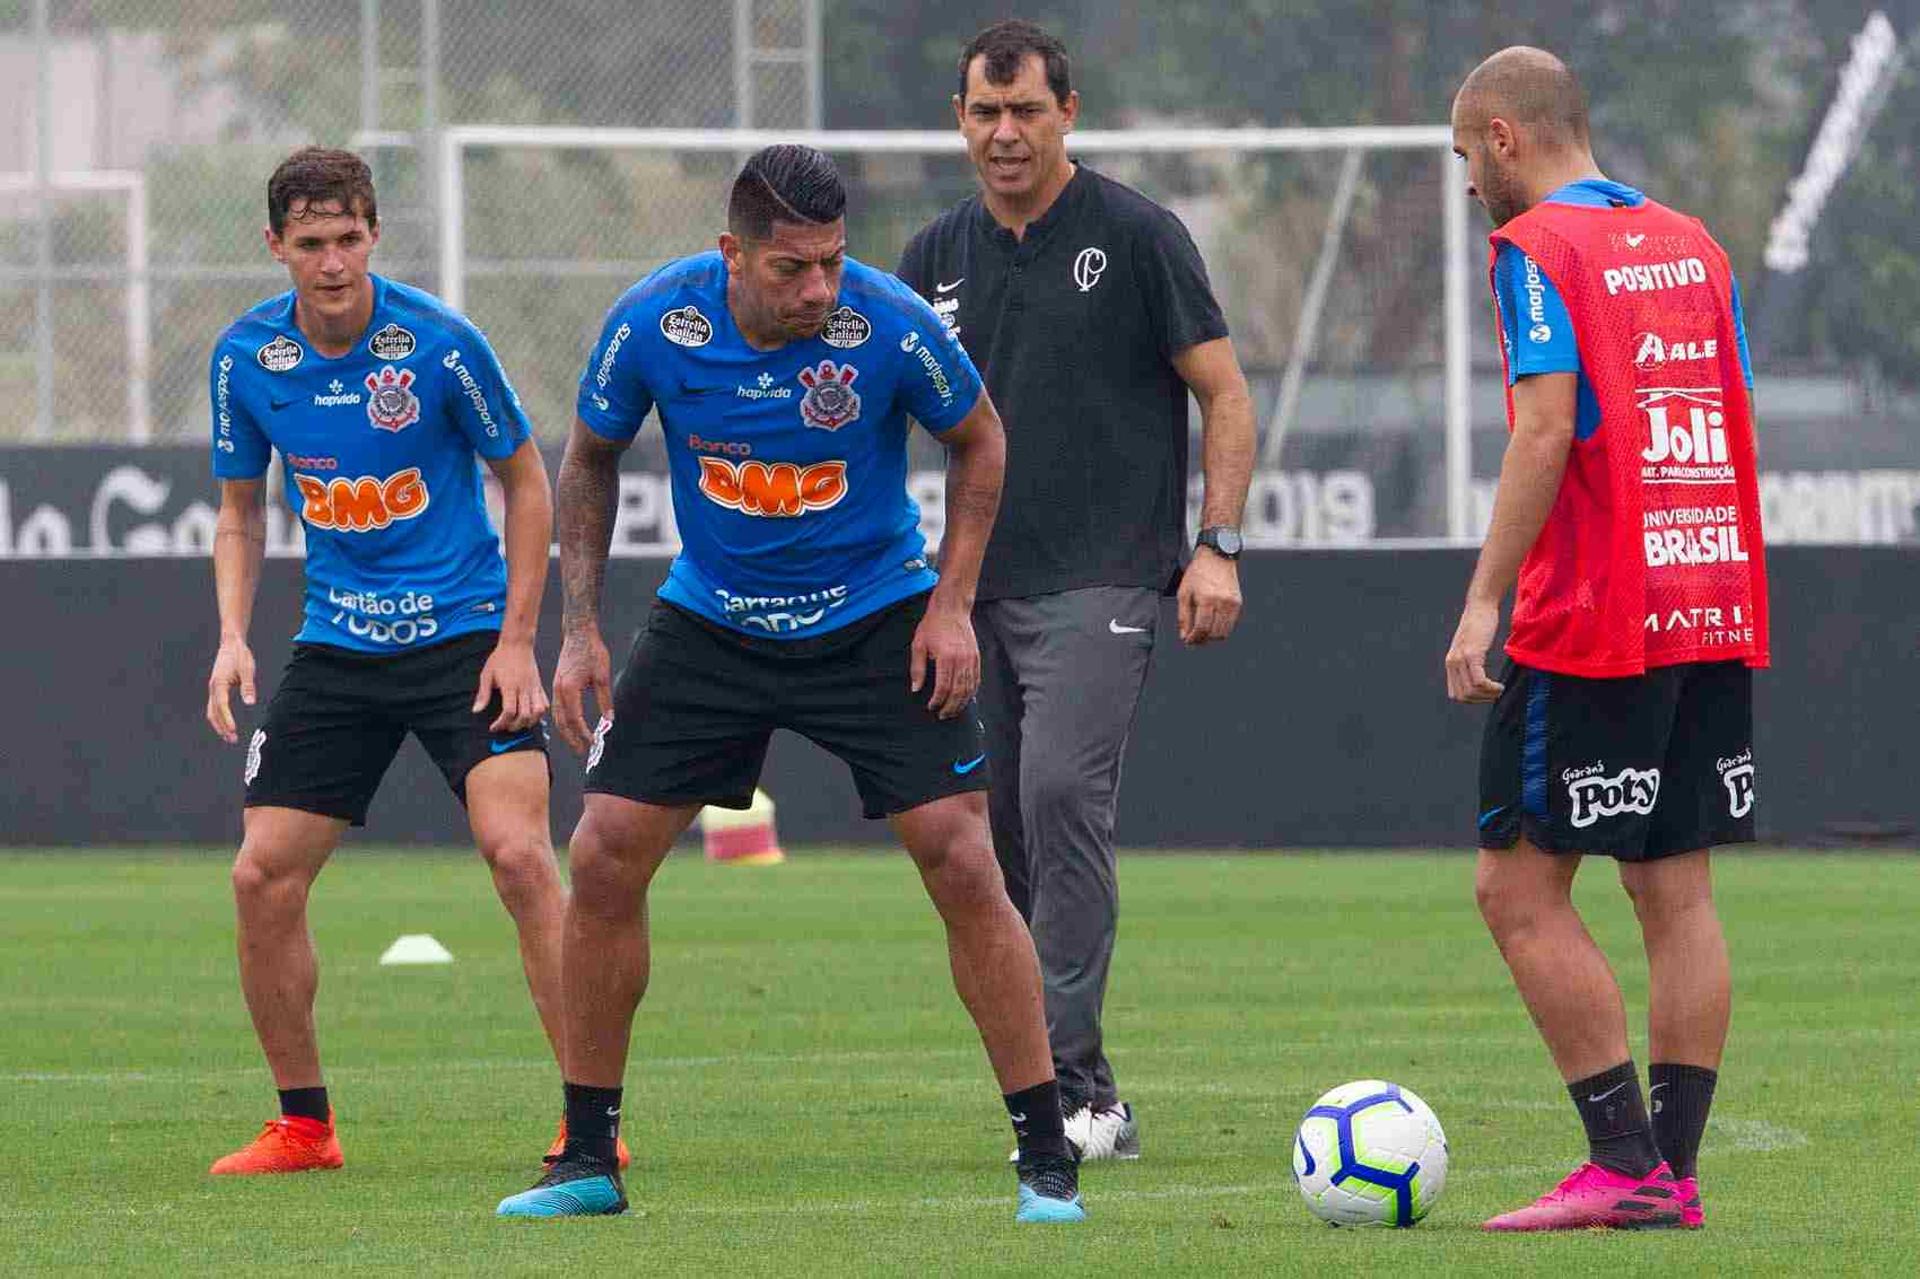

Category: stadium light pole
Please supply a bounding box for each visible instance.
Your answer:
[1443,147,1472,541]
[423,0,443,297]
[33,0,54,441]
[359,0,381,142]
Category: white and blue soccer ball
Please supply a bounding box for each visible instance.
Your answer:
[1292,1079,1448,1227]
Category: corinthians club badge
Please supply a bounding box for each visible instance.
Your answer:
[365,365,421,432]
[797,359,862,431]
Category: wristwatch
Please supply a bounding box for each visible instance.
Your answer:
[1196,525,1243,559]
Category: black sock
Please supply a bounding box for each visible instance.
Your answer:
[278,1086,330,1124]
[1005,1079,1070,1160]
[1568,1061,1662,1178]
[563,1082,623,1167]
[1649,1062,1717,1180]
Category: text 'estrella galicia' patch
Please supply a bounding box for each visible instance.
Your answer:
[256,335,304,373]
[367,323,417,360]
[660,305,714,348]
[820,305,872,349]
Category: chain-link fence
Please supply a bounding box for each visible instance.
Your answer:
[1,0,811,445]
[5,2,1919,543]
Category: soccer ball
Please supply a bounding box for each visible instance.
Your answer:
[1292,1079,1448,1227]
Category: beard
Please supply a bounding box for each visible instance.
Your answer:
[1478,158,1530,227]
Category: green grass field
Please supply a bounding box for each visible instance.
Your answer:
[3,848,1916,1275]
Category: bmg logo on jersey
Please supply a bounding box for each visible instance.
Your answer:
[698,457,848,517]
[1718,750,1755,819]
[1565,763,1661,828]
[295,466,432,532]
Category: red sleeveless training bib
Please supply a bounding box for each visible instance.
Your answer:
[1490,198,1769,677]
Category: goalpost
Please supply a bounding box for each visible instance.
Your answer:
[429,125,1477,540]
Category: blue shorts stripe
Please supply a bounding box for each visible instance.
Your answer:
[1522,673,1550,818]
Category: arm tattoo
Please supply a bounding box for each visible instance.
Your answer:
[557,444,621,635]
[945,474,1000,525]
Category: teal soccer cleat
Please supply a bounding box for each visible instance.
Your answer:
[1014,1150,1087,1223]
[496,1153,627,1218]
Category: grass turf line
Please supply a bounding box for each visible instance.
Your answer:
[0,848,1914,1275]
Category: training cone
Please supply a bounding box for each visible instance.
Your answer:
[701,788,786,865]
[379,933,454,965]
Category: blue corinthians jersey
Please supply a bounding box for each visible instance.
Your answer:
[1494,178,1754,441]
[210,274,531,653]
[579,251,983,638]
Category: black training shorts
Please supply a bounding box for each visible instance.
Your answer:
[584,592,988,819]
[1478,658,1755,861]
[244,629,548,825]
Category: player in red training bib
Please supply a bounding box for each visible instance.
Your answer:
[1443,48,1769,1233]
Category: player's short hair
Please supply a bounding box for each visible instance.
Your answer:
[1457,47,1590,149]
[726,145,846,242]
[267,147,377,235]
[959,19,1072,106]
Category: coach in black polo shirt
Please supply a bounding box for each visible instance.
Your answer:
[898,20,1255,1162]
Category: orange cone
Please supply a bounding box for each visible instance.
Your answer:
[701,788,786,865]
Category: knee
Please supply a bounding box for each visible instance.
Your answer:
[231,846,309,915]
[479,831,559,902]
[1621,869,1714,934]
[1474,866,1561,942]
[564,818,655,920]
[923,836,1009,918]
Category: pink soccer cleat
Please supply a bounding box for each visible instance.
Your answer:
[1482,1161,1689,1231]
[1672,1174,1705,1228]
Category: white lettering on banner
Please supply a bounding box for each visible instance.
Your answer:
[4,462,1916,560]
[0,480,74,556]
[1761,471,1920,544]
[1602,257,1708,295]
[1201,471,1376,546]
[611,472,679,555]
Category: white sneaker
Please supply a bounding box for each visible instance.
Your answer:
[1006,1101,1140,1162]
[1074,1102,1140,1161]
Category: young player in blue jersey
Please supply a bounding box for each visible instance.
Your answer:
[495,146,1086,1224]
[201,148,613,1175]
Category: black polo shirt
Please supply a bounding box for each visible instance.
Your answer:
[898,163,1229,601]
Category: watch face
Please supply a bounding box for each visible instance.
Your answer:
[1207,527,1243,556]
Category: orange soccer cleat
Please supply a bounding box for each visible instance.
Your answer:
[546,1119,632,1169]
[209,1113,344,1175]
